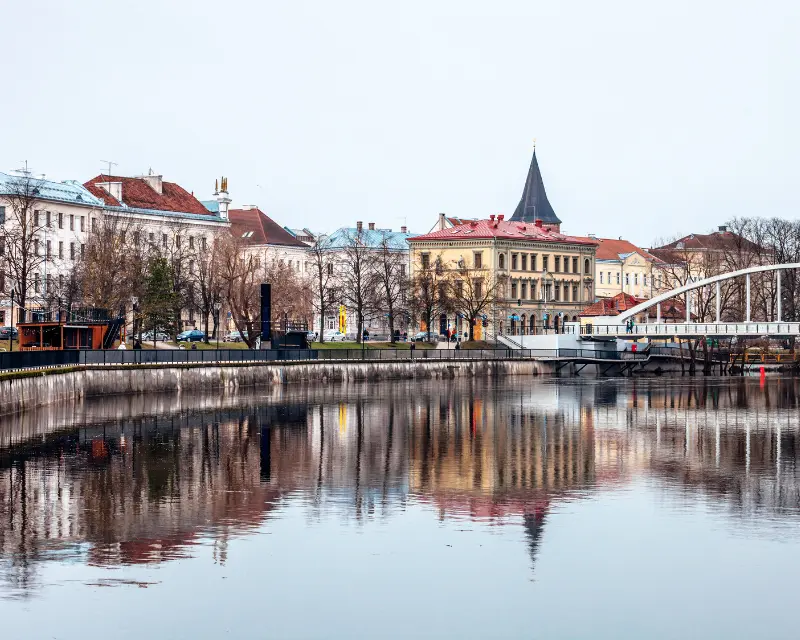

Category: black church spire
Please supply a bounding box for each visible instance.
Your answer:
[510,149,561,226]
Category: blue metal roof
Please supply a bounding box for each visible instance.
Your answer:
[100,204,228,223]
[201,200,220,214]
[323,227,413,251]
[0,172,104,207]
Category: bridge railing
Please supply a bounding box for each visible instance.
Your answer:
[590,322,800,336]
[0,347,651,373]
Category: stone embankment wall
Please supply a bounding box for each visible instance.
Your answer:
[0,359,548,415]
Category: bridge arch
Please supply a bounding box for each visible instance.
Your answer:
[617,263,800,323]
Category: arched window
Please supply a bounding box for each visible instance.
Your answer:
[499,253,505,269]
[584,258,591,275]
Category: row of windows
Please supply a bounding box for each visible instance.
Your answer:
[501,253,581,274]
[31,240,83,260]
[32,210,91,233]
[32,272,67,294]
[419,252,483,270]
[598,271,663,288]
[135,232,207,251]
[510,282,580,302]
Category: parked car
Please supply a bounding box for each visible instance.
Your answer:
[412,331,438,342]
[0,327,18,340]
[224,331,245,343]
[140,330,169,342]
[177,329,206,342]
[323,330,347,342]
[306,331,318,342]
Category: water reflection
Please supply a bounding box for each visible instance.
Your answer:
[1,377,800,600]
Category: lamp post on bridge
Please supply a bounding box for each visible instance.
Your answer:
[9,287,18,352]
[215,301,222,349]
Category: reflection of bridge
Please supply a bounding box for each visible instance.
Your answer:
[587,263,800,338]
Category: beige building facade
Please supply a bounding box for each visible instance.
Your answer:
[409,216,597,337]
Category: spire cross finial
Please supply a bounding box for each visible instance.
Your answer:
[533,138,536,150]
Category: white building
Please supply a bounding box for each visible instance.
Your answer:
[227,206,310,273]
[0,171,100,326]
[319,221,413,339]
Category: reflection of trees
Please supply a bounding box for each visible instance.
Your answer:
[3,376,800,596]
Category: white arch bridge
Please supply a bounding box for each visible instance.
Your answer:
[586,263,800,339]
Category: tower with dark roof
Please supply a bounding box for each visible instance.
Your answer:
[510,149,562,230]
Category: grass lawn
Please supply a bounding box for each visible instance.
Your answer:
[0,340,20,352]
[311,341,435,350]
[170,340,250,350]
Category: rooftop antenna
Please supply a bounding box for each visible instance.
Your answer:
[15,160,32,176]
[100,159,118,177]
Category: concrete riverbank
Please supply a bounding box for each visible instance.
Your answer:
[0,358,549,415]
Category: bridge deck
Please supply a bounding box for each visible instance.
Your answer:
[588,322,800,338]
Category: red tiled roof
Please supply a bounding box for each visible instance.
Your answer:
[410,218,596,246]
[580,292,643,317]
[229,207,307,247]
[84,174,212,215]
[580,292,690,319]
[655,230,762,253]
[574,237,658,262]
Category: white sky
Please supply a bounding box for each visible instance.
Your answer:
[2,0,798,246]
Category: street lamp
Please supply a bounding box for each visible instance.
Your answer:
[214,301,222,349]
[131,296,139,346]
[9,287,18,352]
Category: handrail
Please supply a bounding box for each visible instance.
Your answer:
[0,347,652,373]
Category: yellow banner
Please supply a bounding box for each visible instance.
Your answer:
[339,305,347,333]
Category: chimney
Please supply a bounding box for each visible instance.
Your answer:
[438,212,447,230]
[401,225,407,233]
[718,225,728,232]
[497,214,504,221]
[216,176,231,221]
[356,221,363,232]
[368,222,375,231]
[142,171,163,195]
[534,219,543,228]
[489,214,496,221]
[99,181,123,203]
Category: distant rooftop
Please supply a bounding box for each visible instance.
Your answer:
[0,171,103,207]
[325,223,414,251]
[410,217,594,246]
[229,207,307,248]
[84,173,214,217]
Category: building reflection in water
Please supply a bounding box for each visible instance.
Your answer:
[1,377,800,597]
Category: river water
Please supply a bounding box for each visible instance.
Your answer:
[1,376,799,639]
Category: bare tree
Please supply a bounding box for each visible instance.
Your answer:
[0,173,48,322]
[217,238,310,348]
[263,254,311,332]
[45,262,83,320]
[761,218,800,320]
[308,235,335,342]
[649,239,728,322]
[373,231,408,343]
[447,262,504,341]
[409,254,450,341]
[82,214,142,314]
[337,229,377,343]
[217,236,260,347]
[192,235,223,342]
[151,220,199,338]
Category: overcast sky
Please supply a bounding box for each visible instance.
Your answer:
[2,0,798,246]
